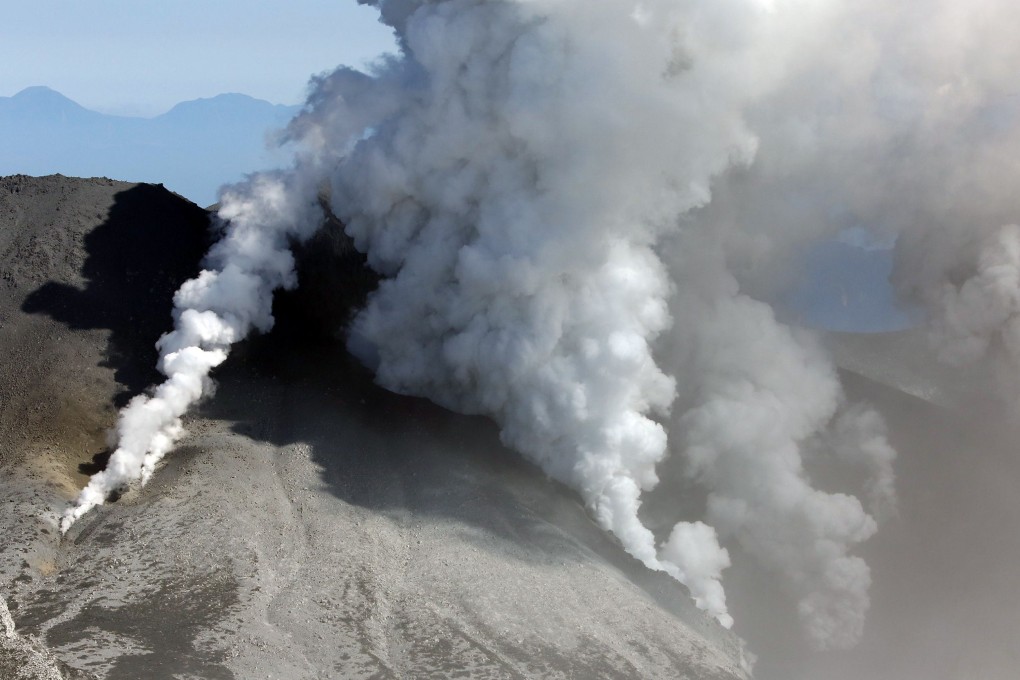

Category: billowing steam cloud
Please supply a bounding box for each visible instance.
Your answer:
[701,0,1020,386]
[61,0,1020,652]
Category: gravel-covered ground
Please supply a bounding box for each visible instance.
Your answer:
[0,175,749,679]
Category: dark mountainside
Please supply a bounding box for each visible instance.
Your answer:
[0,175,210,491]
[0,175,749,679]
[0,88,299,206]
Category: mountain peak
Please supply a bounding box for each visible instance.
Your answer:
[2,86,90,119]
[160,92,296,118]
[11,85,79,105]
[0,87,300,205]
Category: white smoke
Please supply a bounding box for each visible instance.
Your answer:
[918,224,1020,405]
[60,173,324,531]
[327,0,813,629]
[699,0,1020,372]
[62,0,1020,653]
[312,0,894,641]
[662,0,1019,644]
[659,255,895,647]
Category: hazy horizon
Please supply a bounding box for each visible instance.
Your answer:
[2,84,296,117]
[1,1,395,117]
[0,85,300,206]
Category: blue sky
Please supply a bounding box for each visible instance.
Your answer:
[1,1,396,116]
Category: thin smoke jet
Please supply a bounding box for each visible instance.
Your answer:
[60,173,324,530]
[61,0,1020,652]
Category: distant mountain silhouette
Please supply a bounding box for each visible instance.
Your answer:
[0,86,299,206]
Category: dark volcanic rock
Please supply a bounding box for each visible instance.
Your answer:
[273,194,380,342]
[0,174,209,488]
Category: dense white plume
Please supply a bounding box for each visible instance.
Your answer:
[309,0,894,642]
[62,0,1020,652]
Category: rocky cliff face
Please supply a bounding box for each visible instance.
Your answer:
[0,175,750,679]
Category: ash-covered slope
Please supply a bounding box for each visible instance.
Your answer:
[0,175,749,679]
[0,174,209,496]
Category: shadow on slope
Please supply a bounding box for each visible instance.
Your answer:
[20,183,209,407]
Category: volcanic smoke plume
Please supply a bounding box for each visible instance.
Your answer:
[62,0,1020,651]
